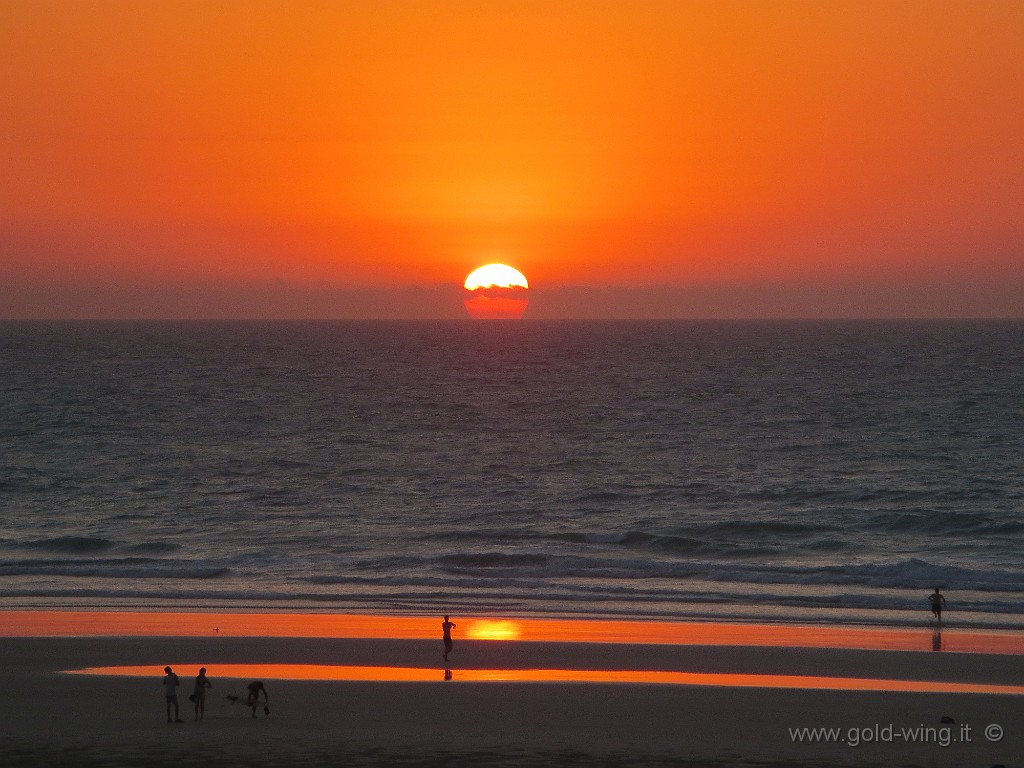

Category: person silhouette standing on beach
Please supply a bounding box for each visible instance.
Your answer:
[442,615,457,662]
[163,666,183,723]
[192,667,213,721]
[929,587,946,623]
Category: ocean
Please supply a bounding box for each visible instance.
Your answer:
[1,320,1022,628]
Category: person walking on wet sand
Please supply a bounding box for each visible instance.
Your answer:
[192,667,212,721]
[163,666,183,723]
[929,587,946,623]
[442,615,457,662]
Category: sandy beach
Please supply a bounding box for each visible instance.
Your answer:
[1,613,1022,766]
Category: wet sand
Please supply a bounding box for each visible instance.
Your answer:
[1,612,1022,766]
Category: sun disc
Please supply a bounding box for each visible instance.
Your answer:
[463,263,530,319]
[464,264,529,291]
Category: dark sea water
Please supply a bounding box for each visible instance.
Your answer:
[1,320,1022,627]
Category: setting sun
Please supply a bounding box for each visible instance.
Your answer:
[464,264,529,291]
[463,263,530,320]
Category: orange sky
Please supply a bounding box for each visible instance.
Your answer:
[2,1,1022,318]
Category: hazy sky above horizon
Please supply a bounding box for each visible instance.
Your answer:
[2,0,1022,319]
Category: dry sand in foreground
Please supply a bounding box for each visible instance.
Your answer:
[1,626,1022,767]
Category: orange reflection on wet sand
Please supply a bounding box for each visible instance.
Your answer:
[466,620,523,640]
[5,612,1024,655]
[68,664,1024,695]
[0,612,434,639]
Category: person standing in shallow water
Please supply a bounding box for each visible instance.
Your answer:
[442,615,457,662]
[163,666,183,723]
[929,587,946,623]
[193,667,212,721]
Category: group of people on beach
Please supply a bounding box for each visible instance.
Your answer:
[162,667,268,722]
[159,616,456,722]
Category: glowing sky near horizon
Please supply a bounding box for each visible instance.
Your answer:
[2,1,1022,318]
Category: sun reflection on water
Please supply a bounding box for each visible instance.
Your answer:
[466,620,522,640]
[66,664,1024,695]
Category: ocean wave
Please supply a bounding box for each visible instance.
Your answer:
[292,545,1024,595]
[566,522,849,553]
[438,552,550,569]
[5,537,184,556]
[867,511,1024,535]
[130,479,170,492]
[17,536,116,554]
[304,573,549,591]
[418,552,1024,593]
[579,532,631,544]
[9,548,1015,602]
[409,529,555,545]
[2,582,1022,623]
[575,529,785,554]
[689,558,1024,592]
[122,542,182,554]
[702,520,841,536]
[0,558,229,579]
[0,466,55,492]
